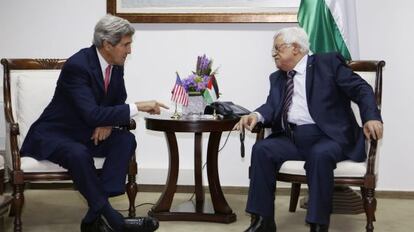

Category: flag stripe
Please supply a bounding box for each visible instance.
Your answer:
[202,76,218,104]
[171,74,189,106]
[298,0,358,60]
[325,0,359,59]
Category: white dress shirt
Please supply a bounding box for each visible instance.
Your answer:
[255,55,315,125]
[288,55,315,125]
[96,48,138,117]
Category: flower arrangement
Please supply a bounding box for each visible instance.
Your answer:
[182,54,218,95]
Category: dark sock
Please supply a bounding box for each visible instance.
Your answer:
[82,209,99,223]
[101,202,124,231]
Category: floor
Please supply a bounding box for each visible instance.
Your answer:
[1,189,414,232]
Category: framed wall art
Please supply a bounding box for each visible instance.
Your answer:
[107,0,299,23]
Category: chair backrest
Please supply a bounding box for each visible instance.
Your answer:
[348,60,385,174]
[348,61,385,126]
[1,59,66,170]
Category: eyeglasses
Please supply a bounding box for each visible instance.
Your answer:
[272,43,292,54]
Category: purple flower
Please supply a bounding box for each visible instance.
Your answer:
[196,54,213,76]
[181,54,218,94]
[182,73,208,92]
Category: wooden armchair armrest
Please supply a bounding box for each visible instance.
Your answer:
[6,122,22,171]
[366,139,378,176]
[251,122,268,141]
[251,122,264,134]
[118,119,136,131]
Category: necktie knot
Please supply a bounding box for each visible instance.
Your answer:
[287,70,296,78]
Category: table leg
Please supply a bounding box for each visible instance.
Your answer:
[149,130,236,223]
[207,132,236,218]
[150,132,179,213]
[194,132,204,212]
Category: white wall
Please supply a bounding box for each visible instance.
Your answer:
[0,0,412,191]
[356,0,414,191]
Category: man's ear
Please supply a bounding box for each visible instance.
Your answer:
[292,43,301,55]
[103,40,112,51]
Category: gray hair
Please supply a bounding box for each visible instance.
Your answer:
[274,27,310,54]
[93,14,135,48]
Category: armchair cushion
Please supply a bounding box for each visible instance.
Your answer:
[279,160,366,178]
[15,70,60,146]
[20,157,105,173]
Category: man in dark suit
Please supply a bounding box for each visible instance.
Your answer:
[20,14,166,232]
[235,27,383,232]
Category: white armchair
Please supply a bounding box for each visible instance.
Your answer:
[1,58,138,232]
[253,60,385,232]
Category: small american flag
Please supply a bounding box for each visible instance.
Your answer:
[171,73,189,106]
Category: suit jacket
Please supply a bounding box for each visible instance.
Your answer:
[20,45,131,160]
[256,52,382,162]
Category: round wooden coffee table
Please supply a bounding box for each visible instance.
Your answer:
[145,115,239,223]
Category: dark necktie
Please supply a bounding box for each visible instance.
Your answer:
[281,70,296,138]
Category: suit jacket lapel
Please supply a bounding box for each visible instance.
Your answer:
[272,72,287,121]
[87,46,105,93]
[306,55,315,104]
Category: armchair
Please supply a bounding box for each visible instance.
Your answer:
[254,60,385,232]
[1,58,138,232]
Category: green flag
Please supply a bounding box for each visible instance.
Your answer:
[202,75,219,104]
[298,0,359,60]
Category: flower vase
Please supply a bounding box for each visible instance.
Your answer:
[183,93,206,116]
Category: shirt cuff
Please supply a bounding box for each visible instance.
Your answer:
[253,112,264,123]
[129,103,138,118]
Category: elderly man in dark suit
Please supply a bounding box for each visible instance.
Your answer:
[235,27,383,232]
[20,14,166,232]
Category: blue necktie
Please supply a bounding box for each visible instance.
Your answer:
[281,70,296,138]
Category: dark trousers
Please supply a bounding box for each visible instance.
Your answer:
[246,124,347,225]
[48,129,136,214]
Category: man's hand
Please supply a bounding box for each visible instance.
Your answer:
[135,100,169,115]
[234,113,258,132]
[91,126,112,145]
[363,120,383,140]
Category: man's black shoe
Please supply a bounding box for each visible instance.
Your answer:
[122,216,159,232]
[244,214,276,232]
[309,223,329,232]
[81,218,99,232]
[81,217,114,232]
[98,217,114,232]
